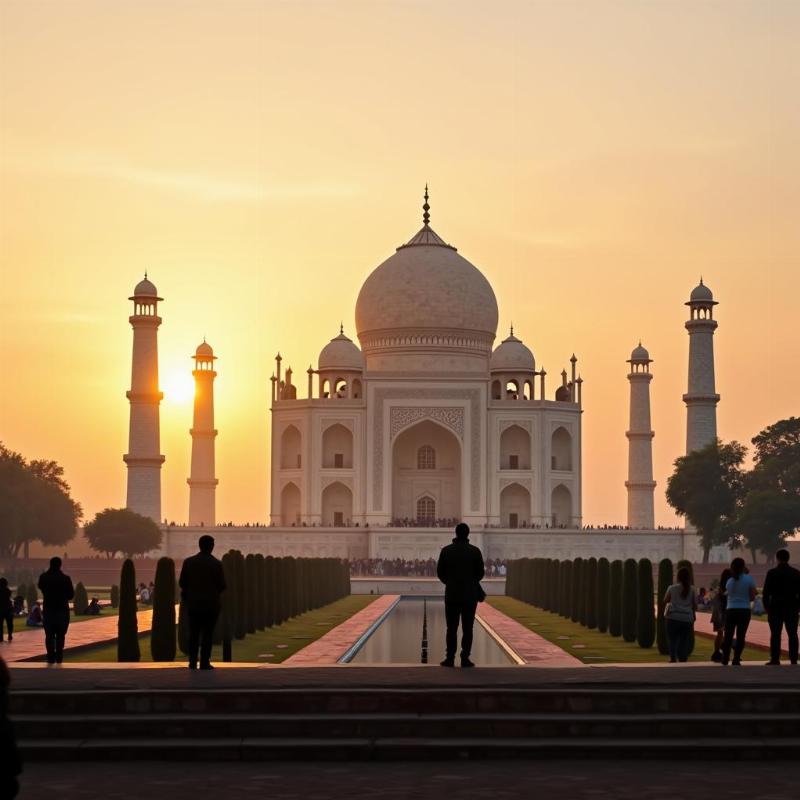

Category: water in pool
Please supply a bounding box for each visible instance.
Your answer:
[348,597,512,665]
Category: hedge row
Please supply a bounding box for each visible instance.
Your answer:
[505,556,660,650]
[117,554,351,662]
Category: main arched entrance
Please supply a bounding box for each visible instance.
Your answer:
[391,420,461,524]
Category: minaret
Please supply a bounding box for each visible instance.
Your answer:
[683,279,720,453]
[187,340,218,526]
[626,343,655,529]
[123,275,165,522]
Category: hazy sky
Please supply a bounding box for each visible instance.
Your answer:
[1,0,797,527]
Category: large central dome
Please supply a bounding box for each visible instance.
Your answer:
[355,193,498,372]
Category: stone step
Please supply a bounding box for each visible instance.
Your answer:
[18,736,800,761]
[12,712,800,740]
[12,687,800,716]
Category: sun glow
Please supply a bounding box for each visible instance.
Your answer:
[163,372,195,404]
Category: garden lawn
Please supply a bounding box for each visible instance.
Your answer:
[67,594,376,663]
[489,597,767,664]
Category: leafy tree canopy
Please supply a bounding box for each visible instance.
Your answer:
[734,488,800,561]
[750,417,800,495]
[84,508,162,558]
[666,439,746,563]
[0,443,81,558]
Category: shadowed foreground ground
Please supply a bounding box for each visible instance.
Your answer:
[18,760,796,800]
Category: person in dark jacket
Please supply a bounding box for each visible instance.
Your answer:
[0,579,13,642]
[178,535,226,670]
[436,523,485,668]
[762,549,800,665]
[37,557,75,664]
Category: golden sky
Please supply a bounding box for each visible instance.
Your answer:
[1,0,798,528]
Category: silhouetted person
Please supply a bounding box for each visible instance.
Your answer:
[721,557,756,666]
[762,548,800,665]
[37,557,74,665]
[437,523,485,668]
[0,579,13,642]
[179,535,226,670]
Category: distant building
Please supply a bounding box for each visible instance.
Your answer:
[123,275,165,522]
[269,190,583,530]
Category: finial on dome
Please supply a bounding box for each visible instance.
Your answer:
[340,322,344,335]
[422,184,430,227]
[144,270,148,279]
[510,322,514,336]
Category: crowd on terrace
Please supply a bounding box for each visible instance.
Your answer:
[348,558,508,578]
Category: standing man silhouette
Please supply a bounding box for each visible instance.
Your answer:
[37,557,74,664]
[437,523,485,668]
[762,548,800,665]
[179,535,226,670]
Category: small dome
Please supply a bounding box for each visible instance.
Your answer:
[318,330,364,371]
[555,384,572,402]
[133,276,159,297]
[491,330,535,372]
[630,342,650,362]
[196,341,214,358]
[689,279,714,303]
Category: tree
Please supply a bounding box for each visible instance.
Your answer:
[751,417,800,495]
[636,559,655,648]
[25,582,38,612]
[117,559,140,662]
[735,489,800,562]
[621,559,638,643]
[666,440,746,563]
[84,508,162,558]
[150,557,176,661]
[110,584,120,609]
[656,559,673,655]
[73,582,89,616]
[585,558,598,629]
[608,560,623,636]
[234,551,246,639]
[571,558,583,624]
[244,554,256,635]
[0,443,81,558]
[596,558,610,633]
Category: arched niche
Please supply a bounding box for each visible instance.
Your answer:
[416,495,436,524]
[499,424,530,470]
[281,482,301,526]
[322,423,353,468]
[491,379,502,400]
[551,426,572,471]
[551,484,572,527]
[280,425,302,469]
[351,378,362,399]
[391,419,461,523]
[500,483,530,528]
[321,481,352,527]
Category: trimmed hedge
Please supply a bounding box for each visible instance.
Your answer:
[117,559,140,662]
[621,558,638,643]
[110,584,120,609]
[571,558,583,623]
[73,581,88,616]
[25,583,38,612]
[596,558,610,633]
[636,558,655,649]
[656,558,673,655]
[585,558,598,629]
[608,560,623,637]
[234,551,246,640]
[150,556,176,661]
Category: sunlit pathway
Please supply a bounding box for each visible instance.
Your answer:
[477,602,583,666]
[0,606,161,663]
[284,594,398,665]
[694,611,787,656]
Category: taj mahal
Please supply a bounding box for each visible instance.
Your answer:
[123,190,725,563]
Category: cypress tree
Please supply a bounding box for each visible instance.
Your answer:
[285,557,297,618]
[676,559,696,656]
[585,558,598,629]
[596,558,610,633]
[551,560,560,613]
[150,556,176,661]
[562,559,572,619]
[26,583,38,613]
[656,558,673,655]
[73,581,88,616]
[255,553,266,630]
[234,551,246,639]
[110,584,120,609]
[117,559,140,662]
[621,558,638,643]
[264,556,275,627]
[273,557,286,625]
[244,554,257,634]
[220,551,236,661]
[571,558,583,623]
[636,558,656,648]
[608,560,623,637]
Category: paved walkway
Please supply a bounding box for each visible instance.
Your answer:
[284,595,398,665]
[695,611,789,655]
[477,602,583,666]
[0,606,160,663]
